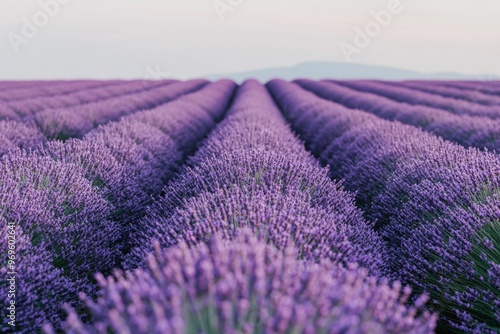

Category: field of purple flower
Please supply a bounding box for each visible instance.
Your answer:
[1,79,499,333]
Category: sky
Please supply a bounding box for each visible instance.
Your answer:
[0,0,499,79]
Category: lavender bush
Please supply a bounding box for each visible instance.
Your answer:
[0,151,121,332]
[0,220,75,332]
[56,230,436,334]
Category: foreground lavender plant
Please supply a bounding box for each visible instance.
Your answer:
[54,230,437,334]
[0,221,75,332]
[0,151,121,297]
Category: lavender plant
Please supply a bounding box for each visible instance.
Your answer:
[0,220,75,332]
[0,151,121,296]
[56,230,437,334]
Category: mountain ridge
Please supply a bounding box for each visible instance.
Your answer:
[205,61,497,83]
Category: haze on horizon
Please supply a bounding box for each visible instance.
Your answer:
[1,0,499,80]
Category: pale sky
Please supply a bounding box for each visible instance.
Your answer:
[1,0,499,79]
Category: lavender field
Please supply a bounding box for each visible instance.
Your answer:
[1,79,499,333]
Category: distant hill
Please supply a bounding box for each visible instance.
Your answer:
[205,61,495,83]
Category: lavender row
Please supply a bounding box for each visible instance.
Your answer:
[0,81,187,155]
[35,80,208,140]
[0,80,120,102]
[396,80,500,106]
[337,80,500,119]
[424,80,500,96]
[0,81,236,332]
[3,79,175,121]
[297,79,500,151]
[125,79,386,273]
[42,79,236,252]
[268,79,500,333]
[65,80,435,334]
